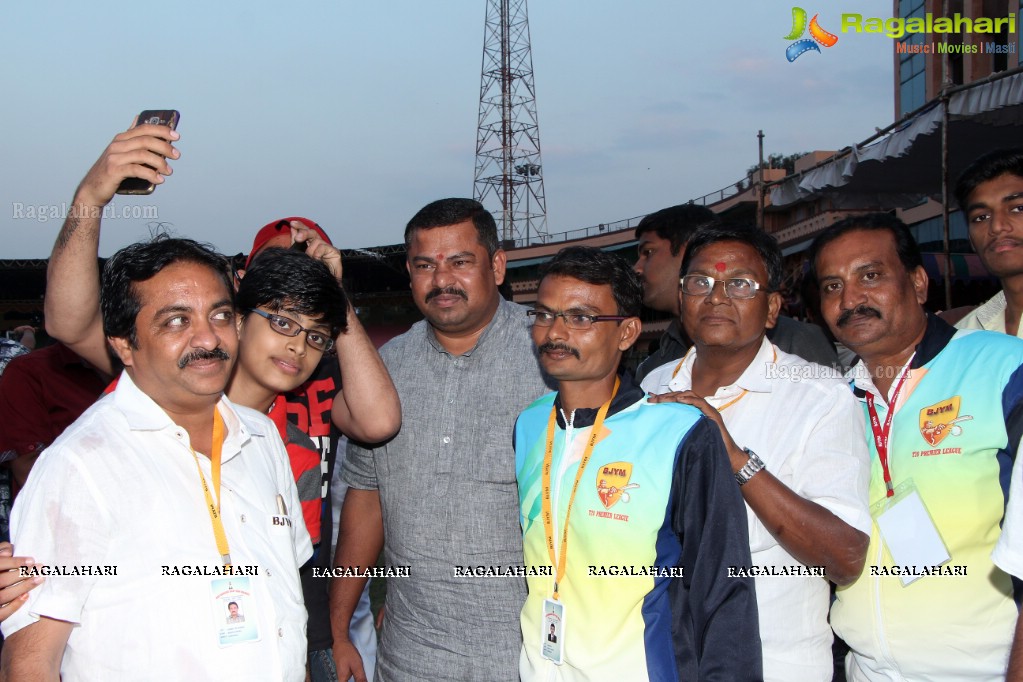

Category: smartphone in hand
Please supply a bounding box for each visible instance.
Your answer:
[116,110,180,196]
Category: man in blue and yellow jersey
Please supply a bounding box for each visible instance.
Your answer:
[515,246,761,681]
[811,213,1023,681]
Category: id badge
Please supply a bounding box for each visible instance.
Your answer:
[210,576,261,647]
[871,480,951,586]
[541,598,565,665]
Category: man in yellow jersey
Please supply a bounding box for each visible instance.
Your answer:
[812,213,1023,680]
[515,246,760,681]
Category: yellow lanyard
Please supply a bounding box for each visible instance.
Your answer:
[190,409,232,569]
[541,376,619,600]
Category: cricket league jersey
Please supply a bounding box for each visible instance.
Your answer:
[515,375,761,682]
[832,316,1023,680]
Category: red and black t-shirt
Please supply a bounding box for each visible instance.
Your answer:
[282,356,343,653]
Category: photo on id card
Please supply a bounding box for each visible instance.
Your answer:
[541,598,565,665]
[210,576,261,646]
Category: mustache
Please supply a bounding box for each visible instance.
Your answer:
[425,287,468,303]
[837,305,882,327]
[537,341,581,359]
[178,347,231,369]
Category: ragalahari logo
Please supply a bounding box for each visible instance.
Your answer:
[784,7,839,62]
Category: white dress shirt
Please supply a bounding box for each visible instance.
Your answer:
[642,338,871,682]
[3,371,312,681]
[957,291,1023,337]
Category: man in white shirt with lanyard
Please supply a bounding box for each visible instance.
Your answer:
[0,238,311,681]
[643,223,871,681]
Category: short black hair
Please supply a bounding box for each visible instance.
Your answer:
[228,601,238,609]
[680,223,784,292]
[807,213,923,285]
[954,147,1023,210]
[237,248,348,337]
[635,203,717,256]
[101,236,234,348]
[405,198,499,258]
[539,246,643,318]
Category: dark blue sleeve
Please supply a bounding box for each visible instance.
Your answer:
[670,417,763,681]
[1001,364,1023,605]
[1001,365,1023,507]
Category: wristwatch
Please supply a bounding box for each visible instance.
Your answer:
[734,448,765,487]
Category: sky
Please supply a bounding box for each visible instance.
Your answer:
[1,1,896,259]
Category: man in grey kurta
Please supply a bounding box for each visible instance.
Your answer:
[332,199,552,682]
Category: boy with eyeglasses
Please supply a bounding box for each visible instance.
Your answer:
[233,246,346,544]
[642,223,870,681]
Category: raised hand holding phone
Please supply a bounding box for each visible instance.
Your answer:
[115,110,181,195]
[75,112,181,209]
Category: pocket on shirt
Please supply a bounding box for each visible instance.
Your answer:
[469,432,517,484]
[266,512,298,554]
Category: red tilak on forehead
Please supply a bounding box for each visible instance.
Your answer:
[715,262,727,272]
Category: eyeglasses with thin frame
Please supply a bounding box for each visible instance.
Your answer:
[246,309,335,352]
[527,309,630,330]
[680,275,768,300]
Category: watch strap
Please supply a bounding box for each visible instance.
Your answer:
[734,447,765,486]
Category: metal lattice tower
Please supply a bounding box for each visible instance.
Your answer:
[474,0,548,245]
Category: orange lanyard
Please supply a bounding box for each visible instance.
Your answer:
[541,377,619,600]
[189,409,232,568]
[670,346,778,412]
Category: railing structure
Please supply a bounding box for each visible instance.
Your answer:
[506,215,644,249]
[505,175,749,249]
[688,178,746,207]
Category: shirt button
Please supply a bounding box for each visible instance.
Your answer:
[240,514,246,523]
[266,568,273,577]
[278,628,284,638]
[442,437,451,444]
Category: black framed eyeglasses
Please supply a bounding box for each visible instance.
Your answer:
[680,275,768,300]
[527,310,629,330]
[247,309,335,352]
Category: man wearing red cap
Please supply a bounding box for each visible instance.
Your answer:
[42,122,401,681]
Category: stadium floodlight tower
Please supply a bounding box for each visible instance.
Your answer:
[473,0,548,246]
